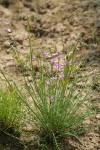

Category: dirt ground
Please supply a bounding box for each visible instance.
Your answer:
[0,0,100,149]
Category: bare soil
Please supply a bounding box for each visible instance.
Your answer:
[0,0,100,149]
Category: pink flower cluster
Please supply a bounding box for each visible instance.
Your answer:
[32,51,74,86]
[2,20,12,33]
[50,54,66,72]
[44,52,67,84]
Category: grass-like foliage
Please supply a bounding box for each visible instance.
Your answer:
[0,16,94,149]
[0,87,23,133]
[8,36,93,149]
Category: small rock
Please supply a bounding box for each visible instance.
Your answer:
[96,114,100,119]
[4,41,10,48]
[23,124,33,131]
[15,32,28,44]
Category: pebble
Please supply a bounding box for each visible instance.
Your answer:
[15,32,28,44]
[96,114,100,119]
[4,41,11,48]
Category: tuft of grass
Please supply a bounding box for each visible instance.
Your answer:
[0,16,96,149]
[0,87,23,133]
[10,38,94,149]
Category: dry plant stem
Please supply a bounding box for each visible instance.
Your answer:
[65,132,86,147]
[0,130,21,141]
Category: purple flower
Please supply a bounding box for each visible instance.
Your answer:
[61,62,66,67]
[52,52,58,57]
[50,95,54,101]
[32,56,36,60]
[54,65,59,70]
[2,20,7,25]
[59,54,66,59]
[51,77,57,80]
[46,80,50,85]
[7,28,12,33]
[44,52,51,58]
[50,59,57,64]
